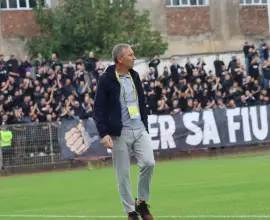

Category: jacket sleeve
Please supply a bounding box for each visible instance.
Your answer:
[135,73,149,132]
[93,74,109,138]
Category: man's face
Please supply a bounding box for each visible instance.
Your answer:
[24,96,28,103]
[66,79,71,85]
[34,80,39,86]
[2,115,8,122]
[173,100,178,107]
[46,114,52,122]
[118,47,136,69]
[84,97,90,103]
[26,72,31,78]
[51,53,57,60]
[217,99,223,105]
[42,79,48,85]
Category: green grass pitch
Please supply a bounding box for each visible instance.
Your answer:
[0,152,270,220]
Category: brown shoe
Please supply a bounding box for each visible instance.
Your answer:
[128,211,139,220]
[135,198,154,220]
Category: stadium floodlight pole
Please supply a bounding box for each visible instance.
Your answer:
[268,0,270,37]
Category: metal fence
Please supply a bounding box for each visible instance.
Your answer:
[0,122,62,169]
[1,121,269,171]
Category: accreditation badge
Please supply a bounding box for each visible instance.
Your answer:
[127,103,141,119]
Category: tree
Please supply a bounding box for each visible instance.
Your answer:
[24,0,168,60]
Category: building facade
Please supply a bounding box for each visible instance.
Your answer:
[0,0,59,58]
[137,0,270,56]
[0,0,270,58]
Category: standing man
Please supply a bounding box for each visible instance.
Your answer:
[93,44,155,220]
[214,54,225,78]
[85,51,98,79]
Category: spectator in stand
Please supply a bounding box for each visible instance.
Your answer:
[148,55,160,79]
[7,55,20,81]
[185,57,195,82]
[249,52,260,81]
[259,39,269,66]
[243,42,255,74]
[233,59,245,87]
[49,53,63,73]
[214,55,224,78]
[34,53,45,76]
[196,58,206,76]
[228,56,237,76]
[145,67,156,82]
[246,47,255,76]
[157,99,169,115]
[75,57,83,71]
[262,60,270,88]
[160,66,170,88]
[0,54,8,82]
[85,51,98,79]
[170,58,180,86]
[20,55,32,79]
[93,61,105,82]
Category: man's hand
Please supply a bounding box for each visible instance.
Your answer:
[102,135,113,149]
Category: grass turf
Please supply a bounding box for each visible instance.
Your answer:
[0,152,270,220]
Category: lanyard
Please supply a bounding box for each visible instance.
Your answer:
[115,71,137,102]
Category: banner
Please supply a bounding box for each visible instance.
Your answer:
[59,105,270,160]
[58,118,110,160]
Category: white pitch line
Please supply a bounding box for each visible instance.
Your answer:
[1,215,270,219]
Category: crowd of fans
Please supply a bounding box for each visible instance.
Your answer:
[0,52,103,125]
[143,39,270,115]
[0,40,270,125]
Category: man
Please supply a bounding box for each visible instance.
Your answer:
[0,54,8,82]
[85,51,98,79]
[185,57,195,82]
[214,54,225,78]
[228,56,237,76]
[6,55,20,79]
[259,39,269,66]
[148,55,160,79]
[93,44,155,220]
[50,53,63,72]
[0,125,13,171]
[243,42,251,74]
[170,58,180,85]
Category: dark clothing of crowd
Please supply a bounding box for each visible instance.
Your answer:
[1,43,270,125]
[0,55,100,126]
[144,51,270,116]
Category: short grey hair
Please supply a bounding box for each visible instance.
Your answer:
[112,44,131,64]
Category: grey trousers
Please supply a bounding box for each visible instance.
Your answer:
[111,128,155,213]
